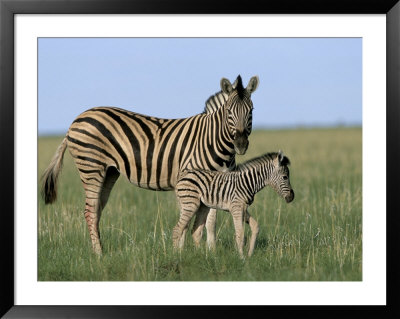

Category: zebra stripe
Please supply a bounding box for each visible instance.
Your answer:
[41,75,259,255]
[173,151,294,257]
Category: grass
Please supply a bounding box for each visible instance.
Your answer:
[38,127,362,281]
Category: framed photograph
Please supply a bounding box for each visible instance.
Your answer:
[1,0,399,317]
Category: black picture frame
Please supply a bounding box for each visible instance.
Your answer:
[1,0,399,317]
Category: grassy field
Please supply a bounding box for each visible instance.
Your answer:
[38,128,362,281]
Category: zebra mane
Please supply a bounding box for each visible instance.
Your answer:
[202,90,229,114]
[235,75,245,99]
[202,75,243,114]
[236,152,291,171]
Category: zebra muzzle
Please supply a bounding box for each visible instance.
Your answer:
[233,131,249,155]
[285,190,295,203]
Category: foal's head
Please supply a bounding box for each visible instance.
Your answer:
[269,151,294,203]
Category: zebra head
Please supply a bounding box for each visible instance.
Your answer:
[270,151,295,203]
[220,75,259,155]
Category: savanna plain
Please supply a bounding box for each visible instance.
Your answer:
[38,128,362,281]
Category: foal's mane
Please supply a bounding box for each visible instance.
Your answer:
[236,152,290,171]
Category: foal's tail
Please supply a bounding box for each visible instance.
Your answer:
[41,136,68,204]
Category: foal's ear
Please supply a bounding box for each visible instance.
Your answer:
[220,78,233,95]
[278,150,284,163]
[274,150,290,166]
[246,75,259,95]
[278,150,290,166]
[273,150,283,166]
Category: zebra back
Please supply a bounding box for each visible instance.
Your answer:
[64,76,258,192]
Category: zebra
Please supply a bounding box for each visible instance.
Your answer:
[41,75,259,255]
[173,151,294,257]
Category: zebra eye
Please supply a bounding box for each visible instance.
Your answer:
[283,176,288,180]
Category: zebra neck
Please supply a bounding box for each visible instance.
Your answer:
[216,106,235,151]
[239,163,270,195]
[201,108,235,168]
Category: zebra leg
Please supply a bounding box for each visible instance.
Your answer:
[245,211,259,257]
[83,190,103,255]
[191,204,209,247]
[82,166,119,255]
[178,228,188,249]
[99,166,120,210]
[205,208,217,250]
[173,201,200,250]
[231,207,245,258]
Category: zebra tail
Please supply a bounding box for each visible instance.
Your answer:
[41,136,68,204]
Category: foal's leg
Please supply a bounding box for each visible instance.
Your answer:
[191,204,209,247]
[245,210,259,257]
[205,208,217,250]
[173,199,200,250]
[192,207,217,250]
[231,206,246,258]
[178,228,188,249]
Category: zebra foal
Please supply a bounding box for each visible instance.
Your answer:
[173,151,294,257]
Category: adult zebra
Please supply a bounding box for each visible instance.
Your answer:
[41,75,259,255]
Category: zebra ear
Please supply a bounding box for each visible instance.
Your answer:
[220,78,233,95]
[277,150,291,166]
[246,76,259,94]
[278,150,284,162]
[275,150,284,166]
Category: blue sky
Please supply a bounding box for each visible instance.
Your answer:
[38,38,361,135]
